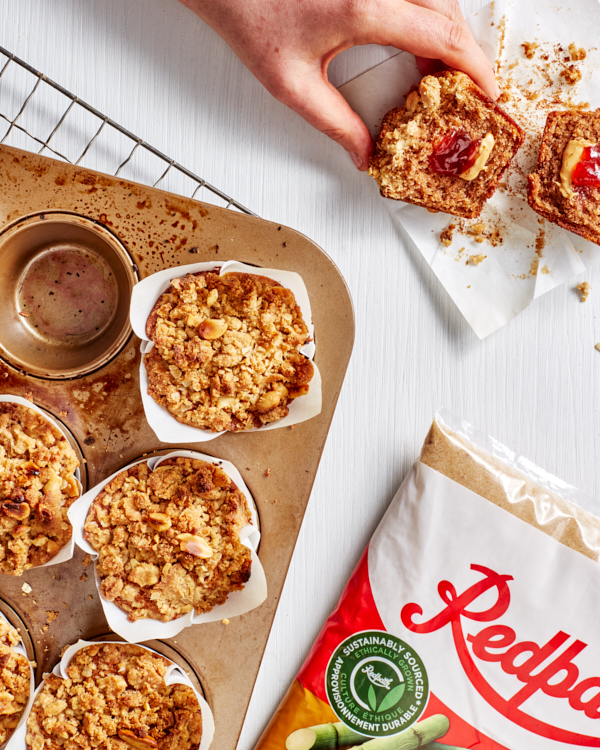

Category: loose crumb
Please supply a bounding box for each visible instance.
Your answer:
[468,254,487,266]
[18,311,29,318]
[560,65,582,85]
[440,224,456,247]
[569,43,587,61]
[541,265,550,274]
[264,468,270,478]
[45,611,59,624]
[595,343,600,352]
[576,281,591,302]
[82,554,92,567]
[222,618,230,625]
[79,573,87,581]
[21,583,32,594]
[522,41,539,59]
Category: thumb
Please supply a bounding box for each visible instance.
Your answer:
[276,67,374,171]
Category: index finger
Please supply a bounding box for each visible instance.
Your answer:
[364,1,500,100]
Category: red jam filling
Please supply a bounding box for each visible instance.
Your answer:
[429,129,481,176]
[572,145,600,188]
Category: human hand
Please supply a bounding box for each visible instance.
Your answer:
[178,0,500,171]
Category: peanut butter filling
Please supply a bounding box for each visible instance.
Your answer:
[460,133,495,181]
[559,139,595,198]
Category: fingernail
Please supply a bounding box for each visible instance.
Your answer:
[350,152,363,169]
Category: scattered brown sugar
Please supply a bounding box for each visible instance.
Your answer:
[369,70,524,218]
[0,619,30,746]
[535,226,546,256]
[528,111,600,245]
[84,458,252,622]
[145,271,314,432]
[0,403,80,576]
[576,281,591,301]
[26,643,203,750]
[440,224,456,246]
[522,42,539,59]
[469,254,487,266]
[569,44,587,61]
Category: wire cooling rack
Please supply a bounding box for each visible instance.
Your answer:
[0,45,256,217]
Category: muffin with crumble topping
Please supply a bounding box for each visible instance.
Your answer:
[144,271,314,432]
[0,402,80,576]
[84,457,252,622]
[26,643,203,750]
[0,618,30,746]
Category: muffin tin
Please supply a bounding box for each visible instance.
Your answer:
[0,144,354,750]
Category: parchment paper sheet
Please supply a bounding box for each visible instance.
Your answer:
[12,640,215,750]
[68,451,267,642]
[340,0,600,338]
[0,395,82,570]
[1,612,35,750]
[130,260,322,442]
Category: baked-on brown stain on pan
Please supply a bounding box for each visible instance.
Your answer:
[0,144,355,750]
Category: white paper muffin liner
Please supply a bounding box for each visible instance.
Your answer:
[0,611,35,750]
[13,639,214,750]
[0,395,83,571]
[68,450,267,641]
[130,260,322,442]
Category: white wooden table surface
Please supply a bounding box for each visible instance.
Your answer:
[2,0,600,747]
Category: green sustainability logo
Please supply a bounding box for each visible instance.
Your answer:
[325,630,429,737]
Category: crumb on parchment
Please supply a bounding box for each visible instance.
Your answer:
[576,282,591,302]
[522,41,539,59]
[440,224,456,247]
[560,65,582,86]
[469,254,487,266]
[569,43,587,61]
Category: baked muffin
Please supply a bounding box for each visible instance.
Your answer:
[369,70,524,218]
[0,619,31,746]
[0,402,80,576]
[144,271,314,432]
[84,457,252,622]
[26,643,203,750]
[528,110,600,244]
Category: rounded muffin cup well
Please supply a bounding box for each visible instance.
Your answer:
[68,451,267,641]
[18,639,215,750]
[1,612,35,750]
[130,260,322,443]
[0,395,83,572]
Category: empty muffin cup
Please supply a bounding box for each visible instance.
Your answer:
[0,212,137,378]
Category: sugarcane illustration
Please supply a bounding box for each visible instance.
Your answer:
[286,714,461,750]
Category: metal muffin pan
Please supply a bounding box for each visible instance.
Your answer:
[0,211,137,379]
[0,145,354,750]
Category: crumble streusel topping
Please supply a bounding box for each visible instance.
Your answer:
[0,403,80,576]
[26,643,202,750]
[84,458,252,622]
[144,271,314,432]
[0,619,31,746]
